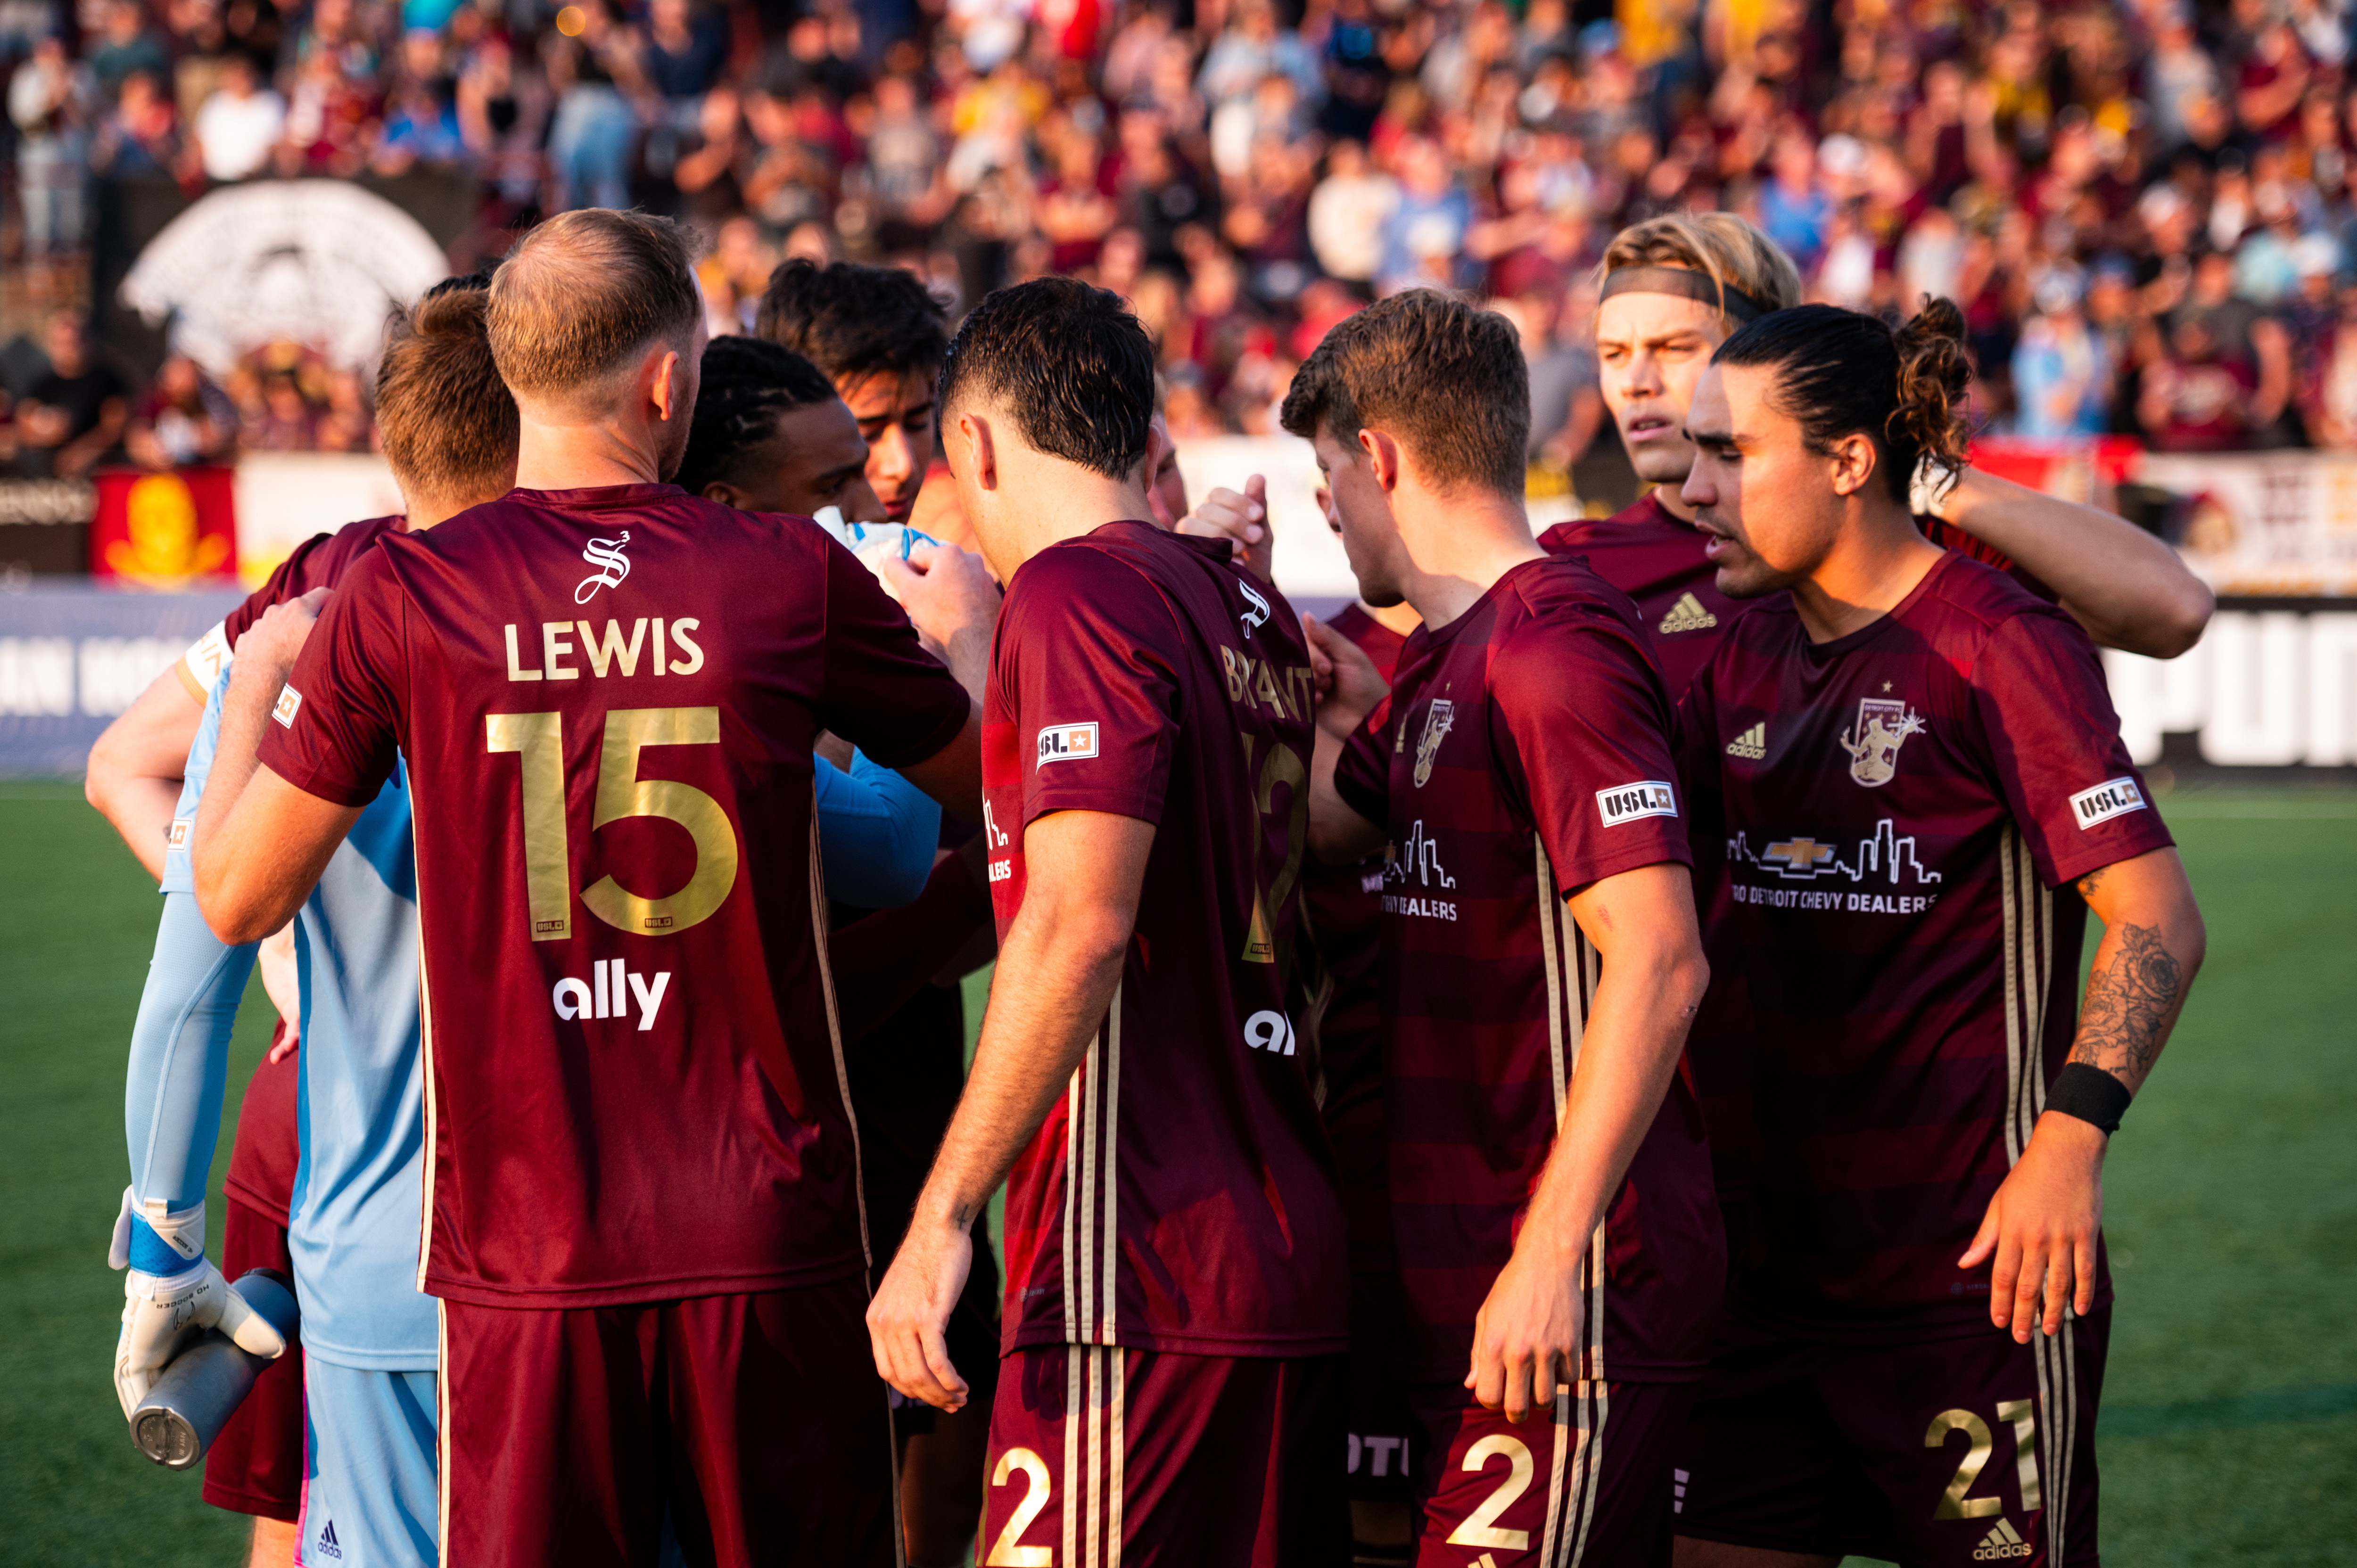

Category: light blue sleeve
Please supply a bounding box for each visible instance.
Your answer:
[126,671,256,1220]
[813,748,941,909]
[123,891,256,1212]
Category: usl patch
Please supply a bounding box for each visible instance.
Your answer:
[1596,780,1678,825]
[1036,722,1099,766]
[166,819,190,851]
[2069,776,2147,828]
[271,683,302,727]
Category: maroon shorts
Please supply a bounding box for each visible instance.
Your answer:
[205,1043,305,1523]
[984,1344,1349,1568]
[1671,1308,2109,1567]
[439,1277,894,1568]
[1409,1378,1691,1568]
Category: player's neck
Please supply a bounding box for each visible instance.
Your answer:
[1648,481,1697,523]
[512,419,668,492]
[1397,485,1546,631]
[989,460,1154,573]
[1790,500,1948,645]
[1359,599,1423,637]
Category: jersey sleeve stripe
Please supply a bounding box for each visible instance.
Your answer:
[1100,986,1121,1346]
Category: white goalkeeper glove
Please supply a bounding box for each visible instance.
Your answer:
[108,1187,288,1419]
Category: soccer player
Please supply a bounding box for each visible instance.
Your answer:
[192,208,983,1568]
[676,334,897,527]
[1283,289,1719,1565]
[1668,301,2204,1568]
[757,258,950,531]
[1568,213,2212,697]
[865,278,1351,1564]
[109,277,520,1568]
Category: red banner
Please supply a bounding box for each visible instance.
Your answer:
[88,466,237,588]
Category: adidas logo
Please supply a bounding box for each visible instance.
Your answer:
[316,1519,344,1559]
[1659,592,1719,634]
[1726,722,1767,761]
[1973,1518,2032,1560]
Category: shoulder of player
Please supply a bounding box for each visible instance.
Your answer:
[1007,531,1187,617]
[1910,549,2079,649]
[1500,552,1646,634]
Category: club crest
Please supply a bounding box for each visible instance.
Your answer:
[1413,699,1455,788]
[1838,697,1926,788]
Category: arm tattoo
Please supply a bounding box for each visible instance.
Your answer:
[2071,921,2182,1090]
[2075,865,2108,899]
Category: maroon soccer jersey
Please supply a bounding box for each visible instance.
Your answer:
[1300,603,1410,1279]
[1679,550,2173,1340]
[257,484,972,1307]
[1329,555,1721,1384]
[981,520,1347,1357]
[180,518,404,696]
[1539,493,1742,699]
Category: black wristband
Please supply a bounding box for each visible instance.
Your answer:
[2045,1062,2133,1134]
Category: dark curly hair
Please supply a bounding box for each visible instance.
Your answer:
[1713,298,1972,503]
[674,335,841,497]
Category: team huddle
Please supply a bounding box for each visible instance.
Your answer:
[89,205,2214,1568]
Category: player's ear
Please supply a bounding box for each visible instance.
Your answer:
[1362,428,1403,493]
[958,411,1000,492]
[648,348,686,425]
[1829,431,1877,498]
[702,479,747,510]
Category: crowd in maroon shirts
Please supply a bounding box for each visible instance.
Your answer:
[13,0,2357,467]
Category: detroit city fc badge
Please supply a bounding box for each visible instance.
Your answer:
[1413,699,1455,788]
[1839,697,1927,788]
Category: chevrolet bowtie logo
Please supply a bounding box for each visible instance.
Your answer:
[1763,837,1835,871]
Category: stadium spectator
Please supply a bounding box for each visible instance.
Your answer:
[24,0,2357,460]
[14,313,126,480]
[9,34,93,270]
[188,51,283,181]
[125,353,238,469]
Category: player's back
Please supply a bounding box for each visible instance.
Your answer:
[263,483,972,1308]
[983,521,1347,1356]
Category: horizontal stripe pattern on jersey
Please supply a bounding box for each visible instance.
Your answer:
[258,485,973,1307]
[983,523,1347,1357]
[1331,554,1720,1384]
[1680,550,2172,1339]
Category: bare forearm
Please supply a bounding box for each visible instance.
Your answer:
[914,914,1126,1230]
[1936,467,2213,657]
[84,666,204,879]
[1516,941,1706,1259]
[898,704,984,820]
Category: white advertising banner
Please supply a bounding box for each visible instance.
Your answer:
[2137,451,2357,598]
[232,452,404,589]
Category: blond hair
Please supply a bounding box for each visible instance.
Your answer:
[376,286,518,507]
[487,209,702,411]
[1599,212,1805,318]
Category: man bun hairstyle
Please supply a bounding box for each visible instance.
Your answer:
[376,278,518,506]
[1713,298,1973,502]
[756,258,952,386]
[487,209,702,410]
[675,336,842,496]
[1279,288,1528,498]
[936,278,1155,479]
[1601,212,1805,317]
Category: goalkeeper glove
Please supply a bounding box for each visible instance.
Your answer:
[107,1186,287,1419]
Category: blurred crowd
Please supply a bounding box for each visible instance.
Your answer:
[12,0,2357,474]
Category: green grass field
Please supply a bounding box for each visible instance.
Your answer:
[2,779,2351,1566]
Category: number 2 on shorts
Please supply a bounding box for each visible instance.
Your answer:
[1447,1431,1535,1552]
[986,1446,1053,1566]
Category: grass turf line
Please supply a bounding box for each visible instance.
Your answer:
[3,780,2351,1565]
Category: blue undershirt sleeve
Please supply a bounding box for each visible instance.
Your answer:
[123,891,257,1215]
[812,749,942,909]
